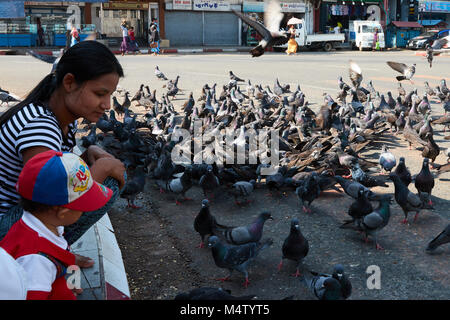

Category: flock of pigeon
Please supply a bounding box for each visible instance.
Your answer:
[1,50,449,300]
[71,59,450,300]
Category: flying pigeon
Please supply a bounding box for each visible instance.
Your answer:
[208,235,273,288]
[232,0,289,57]
[386,61,416,83]
[349,60,362,88]
[278,218,309,277]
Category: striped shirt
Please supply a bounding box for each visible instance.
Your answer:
[0,103,77,216]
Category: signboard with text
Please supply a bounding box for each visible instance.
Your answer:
[173,0,192,10]
[418,0,450,13]
[280,2,306,13]
[193,0,230,11]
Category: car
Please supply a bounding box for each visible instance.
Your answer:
[407,29,450,49]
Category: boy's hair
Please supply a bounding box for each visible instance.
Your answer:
[20,197,56,214]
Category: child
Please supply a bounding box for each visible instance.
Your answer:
[128,26,139,53]
[0,150,113,300]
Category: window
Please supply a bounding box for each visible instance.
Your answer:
[96,7,100,18]
[104,10,109,18]
[131,11,136,19]
[113,10,120,18]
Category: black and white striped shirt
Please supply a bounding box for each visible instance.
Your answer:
[0,103,77,215]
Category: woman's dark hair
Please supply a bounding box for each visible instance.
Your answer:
[0,40,124,127]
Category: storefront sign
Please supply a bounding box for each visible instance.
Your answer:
[173,0,192,10]
[193,0,230,11]
[280,2,305,13]
[419,0,450,13]
[0,1,25,18]
[103,1,149,10]
[243,1,265,12]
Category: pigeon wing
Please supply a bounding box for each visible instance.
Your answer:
[232,10,271,40]
[362,211,384,229]
[386,61,408,74]
[264,0,284,33]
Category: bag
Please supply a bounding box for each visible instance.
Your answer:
[150,42,158,48]
[375,41,380,50]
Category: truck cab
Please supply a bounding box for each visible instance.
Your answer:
[350,20,385,50]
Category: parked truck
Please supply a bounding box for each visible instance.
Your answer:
[275,19,345,52]
[349,20,385,50]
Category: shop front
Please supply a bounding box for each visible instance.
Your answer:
[164,0,240,46]
[418,0,450,26]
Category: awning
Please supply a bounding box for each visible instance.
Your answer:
[419,20,446,26]
[391,21,423,28]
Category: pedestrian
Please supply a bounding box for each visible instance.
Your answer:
[65,29,71,51]
[128,26,139,54]
[372,28,379,51]
[0,150,114,300]
[37,19,45,47]
[120,20,131,56]
[70,26,80,47]
[285,24,298,55]
[426,44,433,68]
[242,20,249,46]
[149,24,160,56]
[0,40,126,268]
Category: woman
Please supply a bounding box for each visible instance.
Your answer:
[372,28,379,51]
[120,20,131,56]
[0,41,126,266]
[149,24,160,56]
[286,24,298,55]
[70,26,80,47]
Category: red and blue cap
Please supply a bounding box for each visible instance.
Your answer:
[16,150,113,212]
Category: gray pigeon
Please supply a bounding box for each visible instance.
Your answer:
[349,60,362,88]
[386,61,416,83]
[389,173,423,224]
[208,235,273,288]
[379,145,396,173]
[199,165,220,199]
[156,166,193,205]
[301,271,344,300]
[278,218,309,277]
[230,180,256,205]
[120,166,147,209]
[334,176,377,201]
[308,264,352,299]
[155,65,168,80]
[426,224,450,252]
[223,212,273,245]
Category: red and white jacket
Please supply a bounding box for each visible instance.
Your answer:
[0,211,76,300]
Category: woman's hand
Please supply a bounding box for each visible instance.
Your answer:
[89,157,126,190]
[82,145,114,166]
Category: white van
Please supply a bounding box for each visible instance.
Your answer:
[350,20,385,50]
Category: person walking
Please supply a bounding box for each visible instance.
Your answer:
[70,26,80,48]
[128,26,139,54]
[286,24,298,55]
[120,20,131,56]
[149,24,160,56]
[372,28,379,51]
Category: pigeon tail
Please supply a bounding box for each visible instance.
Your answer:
[396,76,406,82]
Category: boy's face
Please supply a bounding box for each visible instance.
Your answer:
[58,208,83,226]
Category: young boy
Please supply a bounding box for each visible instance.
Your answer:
[0,150,113,300]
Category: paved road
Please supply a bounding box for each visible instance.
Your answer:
[1,50,449,300]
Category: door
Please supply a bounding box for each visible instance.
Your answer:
[165,11,202,46]
[203,12,239,45]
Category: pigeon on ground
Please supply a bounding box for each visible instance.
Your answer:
[414,158,435,208]
[349,60,362,88]
[334,175,377,200]
[199,165,220,199]
[194,199,227,248]
[120,166,147,209]
[278,218,309,277]
[349,163,388,188]
[174,287,256,300]
[340,195,392,250]
[426,224,450,252]
[155,65,168,80]
[422,132,440,163]
[389,173,423,224]
[232,0,289,57]
[81,124,97,148]
[308,264,352,299]
[208,235,273,288]
[0,91,19,103]
[156,166,193,205]
[222,212,273,245]
[340,188,373,228]
[379,145,396,174]
[230,180,256,205]
[394,157,412,187]
[295,172,321,213]
[301,271,344,300]
[386,61,416,83]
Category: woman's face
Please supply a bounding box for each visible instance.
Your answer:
[65,72,120,123]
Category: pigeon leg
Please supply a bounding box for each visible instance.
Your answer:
[216,276,231,282]
[243,277,250,288]
[277,260,283,271]
[175,200,182,206]
[159,188,165,194]
[401,217,408,224]
[197,241,204,249]
[183,197,193,201]
[235,200,242,206]
[375,243,384,250]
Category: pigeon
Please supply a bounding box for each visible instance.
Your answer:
[230,180,256,205]
[0,91,19,104]
[81,124,97,148]
[26,48,64,73]
[232,0,289,57]
[340,188,373,228]
[386,61,416,83]
[208,235,273,288]
[422,132,440,163]
[295,172,321,213]
[174,287,256,300]
[194,199,227,248]
[229,71,245,82]
[301,271,344,300]
[155,65,168,80]
[340,195,392,250]
[308,265,352,299]
[379,145,396,174]
[414,158,435,208]
[394,157,412,187]
[223,212,273,245]
[199,165,220,199]
[349,163,388,188]
[426,224,450,252]
[278,218,309,277]
[389,173,423,224]
[349,60,362,88]
[334,175,377,201]
[112,96,125,118]
[120,166,147,209]
[156,166,193,205]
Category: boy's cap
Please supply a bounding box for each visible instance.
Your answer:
[16,150,113,212]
